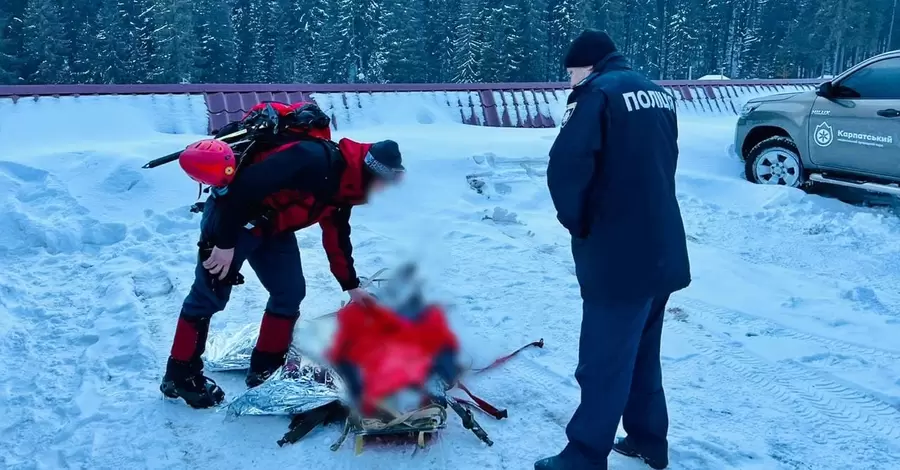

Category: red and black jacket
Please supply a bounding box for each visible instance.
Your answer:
[211,136,376,291]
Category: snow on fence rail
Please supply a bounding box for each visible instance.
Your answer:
[0,80,822,134]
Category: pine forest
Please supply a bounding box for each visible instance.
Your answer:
[0,0,897,85]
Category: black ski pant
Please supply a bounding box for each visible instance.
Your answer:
[181,197,306,319]
[560,293,670,469]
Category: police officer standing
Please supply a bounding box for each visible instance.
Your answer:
[535,30,691,470]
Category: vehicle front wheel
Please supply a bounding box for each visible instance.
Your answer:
[744,136,806,188]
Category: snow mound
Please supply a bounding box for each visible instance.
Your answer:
[0,94,207,158]
[0,160,127,255]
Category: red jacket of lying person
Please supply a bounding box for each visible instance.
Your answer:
[326,294,460,416]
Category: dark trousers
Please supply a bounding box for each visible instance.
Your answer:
[561,293,670,469]
[181,199,306,319]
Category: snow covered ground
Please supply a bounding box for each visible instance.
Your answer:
[2,97,900,470]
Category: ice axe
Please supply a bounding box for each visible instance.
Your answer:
[140,102,282,169]
[140,127,250,169]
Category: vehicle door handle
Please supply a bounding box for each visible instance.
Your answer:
[877,109,900,117]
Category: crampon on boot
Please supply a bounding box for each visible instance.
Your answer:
[160,314,225,409]
[246,311,298,388]
[160,359,225,409]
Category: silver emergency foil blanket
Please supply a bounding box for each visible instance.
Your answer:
[202,320,345,417]
[203,323,258,371]
[224,356,349,417]
[203,323,309,372]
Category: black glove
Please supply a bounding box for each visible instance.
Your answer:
[292,103,331,130]
[213,120,242,138]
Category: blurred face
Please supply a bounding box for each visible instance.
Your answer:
[567,66,593,87]
[366,171,404,197]
[368,178,389,195]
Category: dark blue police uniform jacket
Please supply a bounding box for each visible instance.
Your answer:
[547,53,691,301]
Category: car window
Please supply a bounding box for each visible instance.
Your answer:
[838,58,900,99]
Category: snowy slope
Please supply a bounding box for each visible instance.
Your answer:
[2,97,900,470]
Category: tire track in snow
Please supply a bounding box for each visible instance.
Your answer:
[666,318,898,469]
[671,296,900,422]
[665,308,900,458]
[673,296,900,363]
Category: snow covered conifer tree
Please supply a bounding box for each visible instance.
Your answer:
[276,0,304,82]
[0,8,22,84]
[0,1,26,83]
[89,0,152,84]
[382,0,428,82]
[70,13,101,83]
[291,0,333,82]
[495,0,534,82]
[475,1,503,82]
[330,0,360,82]
[21,0,70,83]
[94,0,125,83]
[56,0,94,82]
[451,0,483,83]
[423,0,457,82]
[4,0,898,84]
[257,0,283,82]
[516,0,549,82]
[151,0,199,83]
[328,0,386,83]
[0,36,15,84]
[193,0,236,83]
[546,0,586,80]
[231,0,256,81]
[237,0,279,82]
[367,2,389,84]
[95,0,155,84]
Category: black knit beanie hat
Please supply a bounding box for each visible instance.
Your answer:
[365,140,405,181]
[563,30,617,68]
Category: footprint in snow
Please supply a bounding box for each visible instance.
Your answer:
[100,163,145,193]
[80,220,127,246]
[132,268,175,299]
[667,306,689,323]
[841,286,888,313]
[482,207,522,225]
[0,160,49,182]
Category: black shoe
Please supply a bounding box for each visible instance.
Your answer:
[245,348,287,388]
[245,369,276,388]
[613,436,668,469]
[160,359,225,409]
[534,455,566,470]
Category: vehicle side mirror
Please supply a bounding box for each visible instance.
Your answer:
[816,82,834,97]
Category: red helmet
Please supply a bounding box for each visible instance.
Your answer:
[179,139,237,187]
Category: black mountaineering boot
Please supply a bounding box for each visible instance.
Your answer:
[160,357,226,409]
[245,311,298,388]
[160,314,225,409]
[246,349,288,388]
[612,435,669,469]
